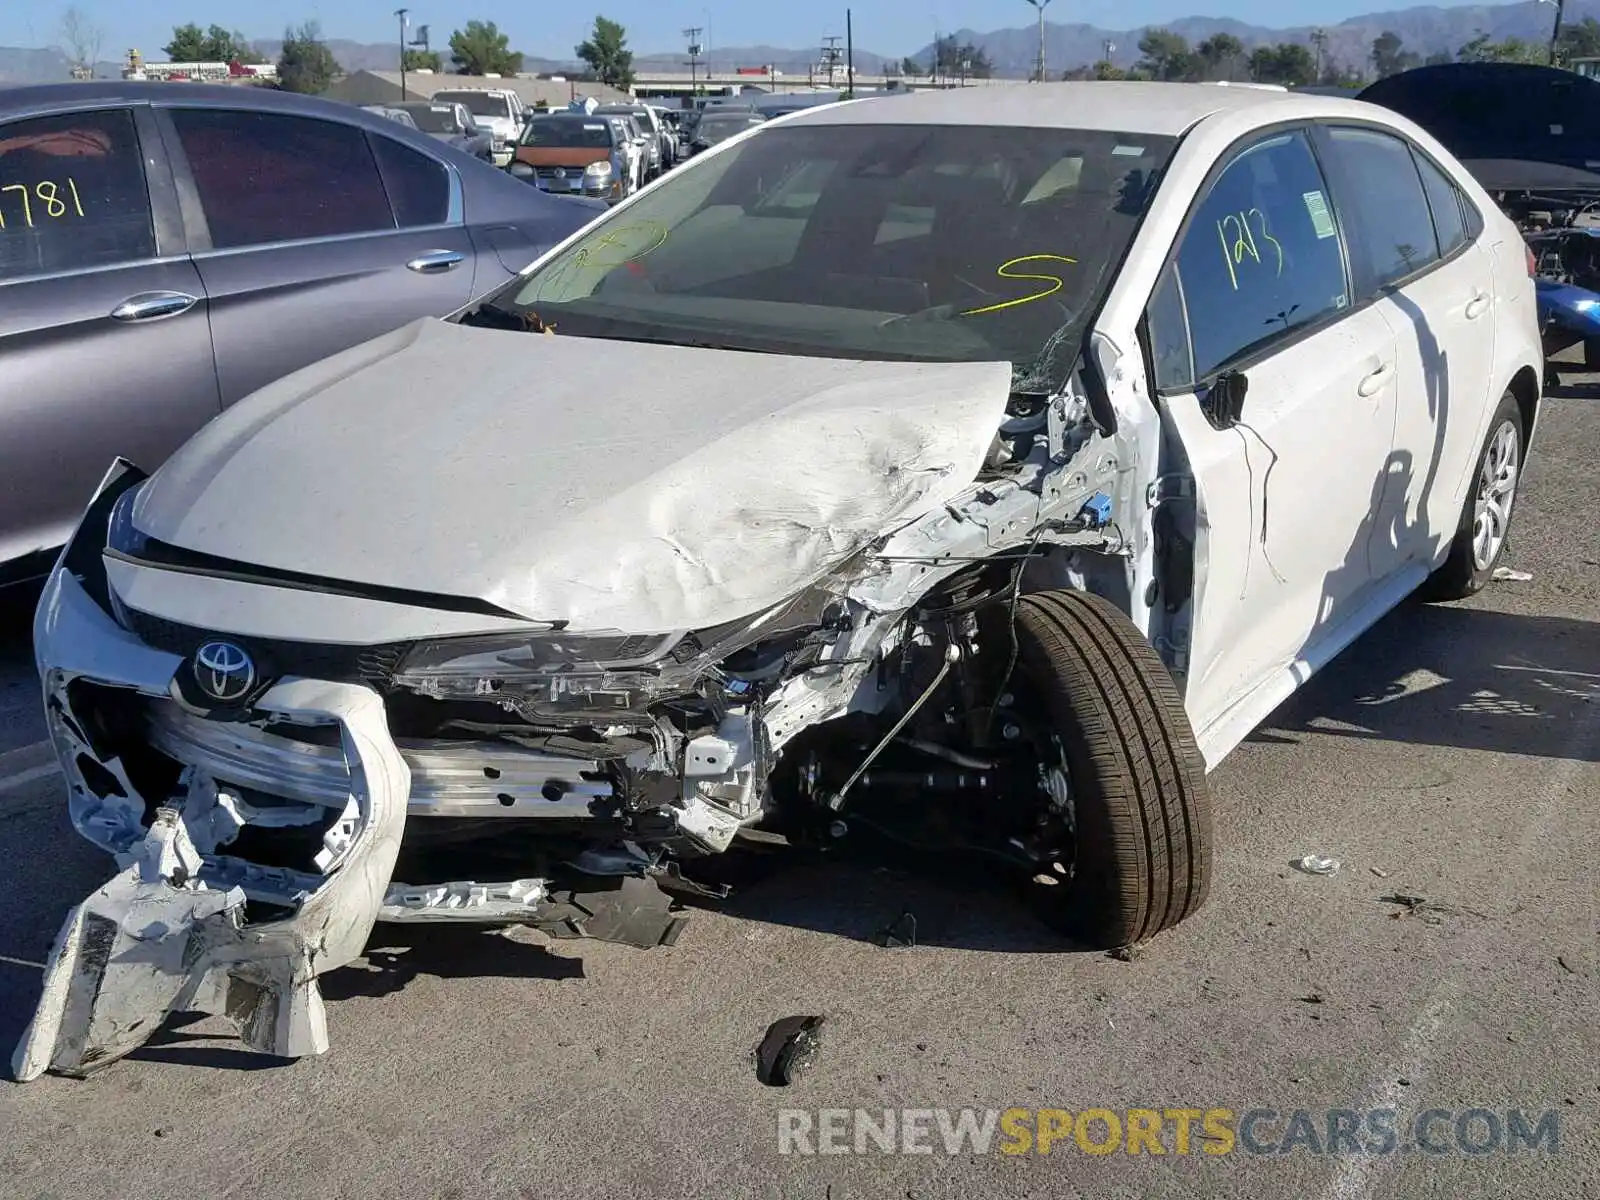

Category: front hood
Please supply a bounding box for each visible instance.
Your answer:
[134,320,1012,633]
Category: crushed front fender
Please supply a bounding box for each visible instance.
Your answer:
[12,678,410,1080]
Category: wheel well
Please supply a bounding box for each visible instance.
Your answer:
[1508,365,1540,442]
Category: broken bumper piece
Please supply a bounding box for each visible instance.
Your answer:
[14,677,410,1081]
[16,570,688,1080]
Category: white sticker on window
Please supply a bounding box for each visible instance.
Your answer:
[1303,190,1337,239]
[584,122,605,130]
[431,105,452,113]
[1112,144,1145,156]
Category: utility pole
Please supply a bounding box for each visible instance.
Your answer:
[395,8,409,99]
[846,9,855,97]
[1025,0,1053,82]
[684,26,703,95]
[1545,0,1567,64]
[822,35,843,87]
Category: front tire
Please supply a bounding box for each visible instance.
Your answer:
[1012,589,1212,948]
[1420,389,1524,601]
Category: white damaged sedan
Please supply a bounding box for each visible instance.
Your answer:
[17,83,1542,1078]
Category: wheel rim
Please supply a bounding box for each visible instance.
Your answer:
[1471,419,1519,572]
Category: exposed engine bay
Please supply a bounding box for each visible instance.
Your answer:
[16,353,1154,1080]
[1501,188,1600,293]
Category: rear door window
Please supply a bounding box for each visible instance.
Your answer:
[0,109,156,280]
[1322,126,1442,289]
[370,135,449,228]
[170,108,395,249]
[1413,150,1470,257]
[1157,129,1352,385]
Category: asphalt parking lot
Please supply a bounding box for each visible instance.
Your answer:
[0,387,1595,1199]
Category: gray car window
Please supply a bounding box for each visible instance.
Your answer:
[370,134,449,228]
[170,108,395,249]
[1413,149,1469,258]
[1161,130,1352,383]
[0,109,156,280]
[1322,126,1441,289]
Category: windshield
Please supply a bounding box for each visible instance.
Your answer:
[521,117,614,149]
[406,104,461,134]
[434,91,512,120]
[698,115,765,143]
[483,123,1174,391]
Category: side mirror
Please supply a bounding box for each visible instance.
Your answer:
[1200,370,1248,430]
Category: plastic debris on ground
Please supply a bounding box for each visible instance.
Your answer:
[755,1015,826,1086]
[1292,854,1342,876]
[1492,566,1533,582]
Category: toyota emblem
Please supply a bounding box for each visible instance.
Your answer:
[193,641,256,703]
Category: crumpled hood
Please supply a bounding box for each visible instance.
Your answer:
[133,319,1012,633]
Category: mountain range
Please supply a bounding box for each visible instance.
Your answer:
[0,0,1594,85]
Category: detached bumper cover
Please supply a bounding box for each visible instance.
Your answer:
[14,672,410,1080]
[17,557,686,1080]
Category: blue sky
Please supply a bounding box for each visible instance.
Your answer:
[7,0,1512,61]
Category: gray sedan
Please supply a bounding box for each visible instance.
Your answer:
[0,82,601,582]
[390,100,496,163]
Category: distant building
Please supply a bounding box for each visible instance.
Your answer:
[119,48,277,83]
[324,70,630,108]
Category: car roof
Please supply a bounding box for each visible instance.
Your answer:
[782,80,1380,137]
[0,80,381,122]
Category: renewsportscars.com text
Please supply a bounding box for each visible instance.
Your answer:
[776,1107,1562,1157]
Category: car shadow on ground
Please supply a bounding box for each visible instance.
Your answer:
[1250,599,1599,762]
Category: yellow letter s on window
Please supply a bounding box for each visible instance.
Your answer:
[960,254,1077,316]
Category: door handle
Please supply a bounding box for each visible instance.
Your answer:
[1465,291,1491,320]
[110,291,198,322]
[1357,361,1393,397]
[406,250,465,274]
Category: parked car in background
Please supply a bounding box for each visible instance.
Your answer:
[0,82,599,582]
[393,99,495,163]
[429,88,525,165]
[688,109,766,155]
[13,83,1543,1079]
[597,103,673,175]
[361,104,418,129]
[509,112,630,200]
[604,115,648,190]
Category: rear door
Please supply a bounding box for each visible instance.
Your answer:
[1143,128,1400,759]
[157,104,475,404]
[0,104,219,568]
[1315,123,1499,579]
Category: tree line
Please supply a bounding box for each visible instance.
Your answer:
[1060,18,1600,88]
[155,15,638,95]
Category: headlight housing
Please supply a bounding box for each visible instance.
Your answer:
[509,162,533,177]
[584,161,613,179]
[389,586,849,713]
[106,482,150,558]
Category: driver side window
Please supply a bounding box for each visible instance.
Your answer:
[1150,130,1352,391]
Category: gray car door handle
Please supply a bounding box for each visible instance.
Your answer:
[1465,291,1491,319]
[110,291,199,322]
[407,250,465,274]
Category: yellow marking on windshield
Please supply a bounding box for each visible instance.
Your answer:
[959,254,1078,317]
[585,220,670,267]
